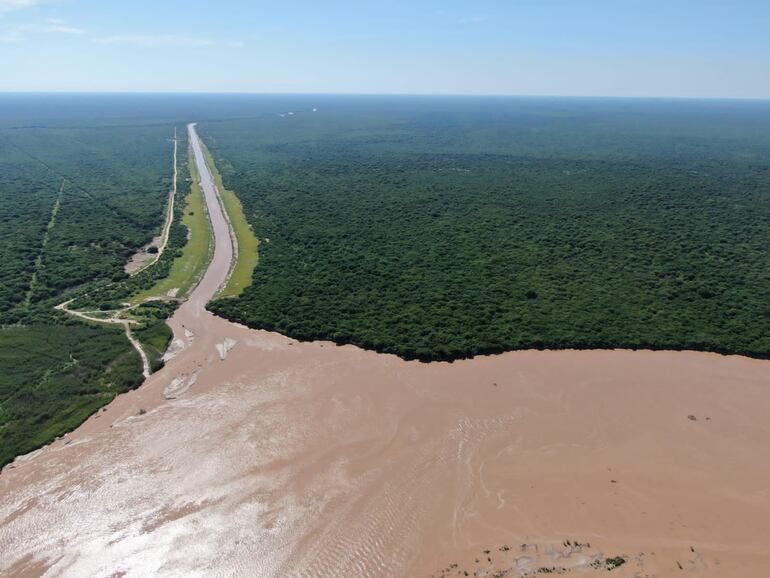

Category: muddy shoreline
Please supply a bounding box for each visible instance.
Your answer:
[2,124,769,577]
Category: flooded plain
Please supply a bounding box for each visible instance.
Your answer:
[2,125,770,577]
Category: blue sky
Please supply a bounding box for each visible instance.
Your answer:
[1,0,769,97]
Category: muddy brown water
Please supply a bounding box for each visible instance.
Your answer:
[1,124,769,577]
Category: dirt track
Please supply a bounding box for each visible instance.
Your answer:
[124,129,178,275]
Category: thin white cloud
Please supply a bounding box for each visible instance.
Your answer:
[0,0,46,17]
[44,19,83,34]
[2,15,233,47]
[458,15,488,24]
[0,19,84,42]
[91,34,215,47]
[46,23,83,34]
[0,0,41,9]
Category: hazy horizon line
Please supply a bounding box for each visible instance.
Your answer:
[1,90,769,103]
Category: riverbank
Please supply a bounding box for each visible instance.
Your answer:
[198,138,259,298]
[130,136,213,303]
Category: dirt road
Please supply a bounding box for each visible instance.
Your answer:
[54,299,151,379]
[125,129,179,275]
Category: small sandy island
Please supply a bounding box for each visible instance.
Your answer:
[2,124,769,577]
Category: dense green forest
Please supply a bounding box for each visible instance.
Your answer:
[3,94,770,468]
[202,98,770,360]
[0,324,142,467]
[0,123,173,316]
[71,131,193,311]
[0,141,61,317]
[0,96,184,468]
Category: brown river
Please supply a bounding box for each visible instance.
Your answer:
[1,124,770,577]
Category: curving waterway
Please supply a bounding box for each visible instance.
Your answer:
[2,124,770,577]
